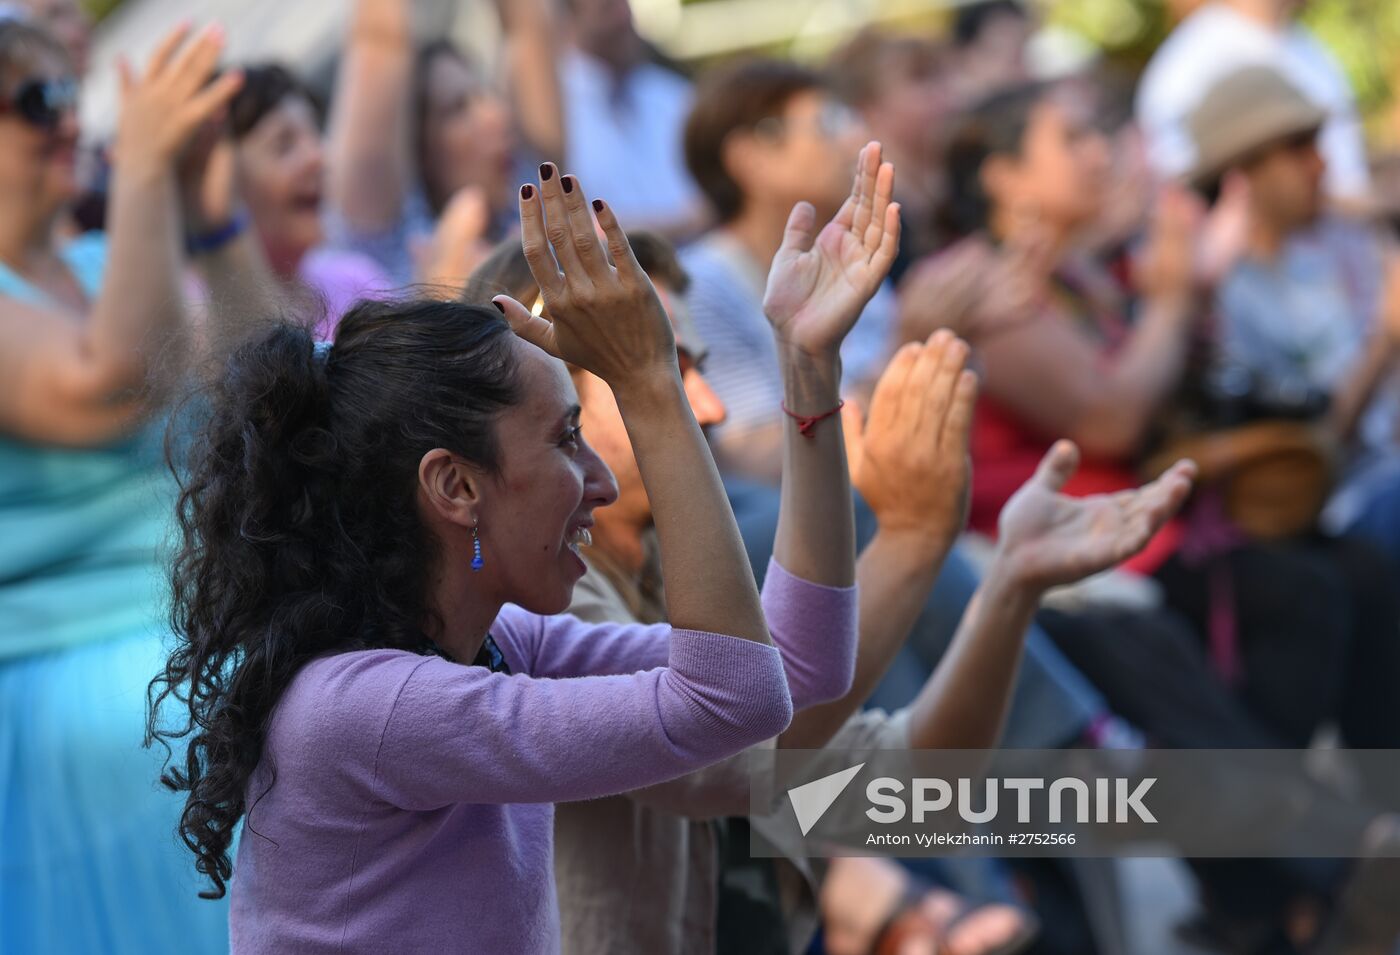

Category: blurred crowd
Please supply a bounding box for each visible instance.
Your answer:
[4,0,1400,953]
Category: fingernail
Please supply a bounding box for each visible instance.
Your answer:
[521,184,534,200]
[561,175,574,194]
[592,198,604,213]
[539,164,553,181]
[492,300,505,313]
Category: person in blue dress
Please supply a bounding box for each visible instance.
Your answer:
[0,19,246,953]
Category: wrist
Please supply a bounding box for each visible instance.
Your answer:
[983,551,1047,611]
[869,524,956,568]
[611,365,686,412]
[185,212,249,257]
[779,344,842,413]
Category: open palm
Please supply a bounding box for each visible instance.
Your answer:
[997,441,1196,591]
[762,141,901,359]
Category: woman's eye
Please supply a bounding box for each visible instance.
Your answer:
[560,426,582,449]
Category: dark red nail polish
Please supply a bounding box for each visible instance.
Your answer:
[492,300,505,313]
[539,164,553,181]
[592,198,604,213]
[561,175,574,194]
[521,184,534,200]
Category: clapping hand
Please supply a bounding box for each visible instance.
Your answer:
[115,24,244,181]
[995,441,1196,592]
[844,331,977,555]
[494,164,677,392]
[762,141,901,361]
[896,230,1054,345]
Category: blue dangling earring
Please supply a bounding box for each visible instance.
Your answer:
[471,523,485,572]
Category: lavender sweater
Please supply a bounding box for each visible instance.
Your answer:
[228,561,855,953]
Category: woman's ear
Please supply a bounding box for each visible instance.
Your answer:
[417,448,483,529]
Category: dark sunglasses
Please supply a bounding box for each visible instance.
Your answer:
[0,77,78,130]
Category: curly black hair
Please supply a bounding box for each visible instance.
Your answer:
[147,298,522,898]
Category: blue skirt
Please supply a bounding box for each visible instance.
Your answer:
[0,632,229,954]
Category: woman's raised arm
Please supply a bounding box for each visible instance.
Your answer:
[494,163,769,646]
[0,24,242,445]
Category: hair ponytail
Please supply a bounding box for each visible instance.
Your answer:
[149,300,521,898]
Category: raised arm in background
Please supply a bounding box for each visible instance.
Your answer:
[494,0,564,162]
[328,0,564,238]
[177,117,286,370]
[497,163,768,644]
[325,0,413,235]
[0,24,242,445]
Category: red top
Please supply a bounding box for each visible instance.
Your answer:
[966,262,1183,575]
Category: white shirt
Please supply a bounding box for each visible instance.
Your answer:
[562,50,704,229]
[1136,4,1370,200]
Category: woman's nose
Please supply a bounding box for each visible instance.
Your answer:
[581,440,620,507]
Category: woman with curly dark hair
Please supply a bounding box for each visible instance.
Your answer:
[147,163,868,953]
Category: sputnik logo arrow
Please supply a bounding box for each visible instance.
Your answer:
[787,763,865,836]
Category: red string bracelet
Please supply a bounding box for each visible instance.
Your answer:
[781,399,844,438]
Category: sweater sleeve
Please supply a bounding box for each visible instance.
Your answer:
[368,627,793,809]
[503,560,856,703]
[761,557,858,709]
[595,561,857,820]
[497,606,672,678]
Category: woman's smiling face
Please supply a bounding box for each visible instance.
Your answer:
[475,336,619,614]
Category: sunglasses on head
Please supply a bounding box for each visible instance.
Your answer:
[0,77,78,130]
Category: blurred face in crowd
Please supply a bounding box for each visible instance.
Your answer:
[982,94,1110,236]
[568,0,642,71]
[1240,128,1326,232]
[420,49,514,214]
[0,50,79,215]
[234,93,325,274]
[968,10,1031,74]
[863,48,956,159]
[18,0,89,76]
[728,90,867,222]
[572,281,726,563]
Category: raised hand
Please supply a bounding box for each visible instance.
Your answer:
[115,24,244,180]
[494,164,677,391]
[845,331,977,554]
[415,186,494,296]
[1134,184,1203,303]
[995,441,1196,591]
[896,230,1054,346]
[177,117,237,235]
[762,141,901,360]
[1195,172,1251,290]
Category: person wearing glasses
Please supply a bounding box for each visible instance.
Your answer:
[0,20,244,953]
